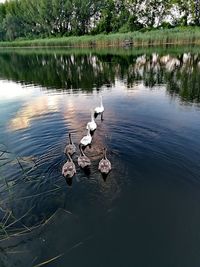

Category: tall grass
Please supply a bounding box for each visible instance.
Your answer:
[0,144,63,241]
[0,27,200,48]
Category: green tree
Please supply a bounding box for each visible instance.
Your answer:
[171,0,194,26]
[94,0,119,33]
[0,4,6,40]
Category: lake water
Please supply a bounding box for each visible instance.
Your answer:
[0,47,200,267]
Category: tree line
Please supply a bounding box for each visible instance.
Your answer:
[0,0,200,41]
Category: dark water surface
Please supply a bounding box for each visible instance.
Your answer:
[0,47,200,267]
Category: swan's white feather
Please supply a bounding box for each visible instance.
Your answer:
[80,134,92,146]
[86,121,97,131]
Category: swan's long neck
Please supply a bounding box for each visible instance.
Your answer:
[69,133,72,144]
[100,97,103,107]
[103,148,107,160]
[79,144,85,156]
[67,153,72,162]
[87,129,91,136]
[91,110,95,122]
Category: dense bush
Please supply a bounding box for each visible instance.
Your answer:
[0,0,199,41]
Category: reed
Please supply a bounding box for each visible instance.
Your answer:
[0,27,200,48]
[0,144,63,241]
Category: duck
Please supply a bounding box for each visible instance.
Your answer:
[94,96,104,114]
[98,148,111,174]
[64,133,76,155]
[80,129,92,147]
[78,144,91,168]
[62,153,76,178]
[86,109,97,131]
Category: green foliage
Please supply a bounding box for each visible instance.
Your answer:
[0,0,199,41]
[119,15,143,32]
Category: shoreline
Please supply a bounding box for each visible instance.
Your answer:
[0,28,200,48]
[0,41,199,49]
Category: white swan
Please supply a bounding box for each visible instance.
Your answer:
[98,148,111,174]
[62,153,76,178]
[78,145,91,168]
[64,133,76,155]
[94,96,104,114]
[86,109,97,131]
[80,129,92,146]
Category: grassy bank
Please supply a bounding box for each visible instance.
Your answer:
[0,27,200,48]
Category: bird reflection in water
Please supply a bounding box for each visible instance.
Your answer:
[82,166,91,177]
[90,129,96,137]
[101,172,109,182]
[65,177,73,186]
[94,112,104,121]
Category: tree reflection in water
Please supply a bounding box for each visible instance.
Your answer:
[0,48,200,102]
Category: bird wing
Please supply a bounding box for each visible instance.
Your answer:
[78,156,91,166]
[80,136,87,143]
[94,107,100,113]
[86,122,90,129]
[98,159,111,171]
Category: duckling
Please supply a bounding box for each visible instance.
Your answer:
[78,145,91,168]
[64,133,76,155]
[98,148,111,174]
[62,153,76,178]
